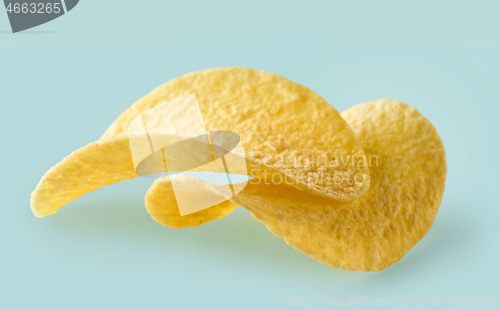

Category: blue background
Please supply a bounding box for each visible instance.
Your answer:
[1,1,499,309]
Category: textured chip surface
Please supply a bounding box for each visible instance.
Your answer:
[225,99,447,271]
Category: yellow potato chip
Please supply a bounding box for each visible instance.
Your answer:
[217,99,446,271]
[31,66,447,271]
[31,136,137,218]
[101,67,370,203]
[30,133,241,221]
[145,174,240,229]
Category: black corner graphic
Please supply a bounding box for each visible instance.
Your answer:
[64,0,77,12]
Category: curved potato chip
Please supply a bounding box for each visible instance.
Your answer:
[31,134,242,219]
[101,67,370,203]
[214,99,445,271]
[31,136,137,218]
[145,174,240,229]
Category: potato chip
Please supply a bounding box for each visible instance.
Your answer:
[31,66,447,271]
[145,174,241,229]
[101,67,370,202]
[215,99,446,271]
[30,132,245,220]
[143,100,446,269]
[31,136,137,218]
